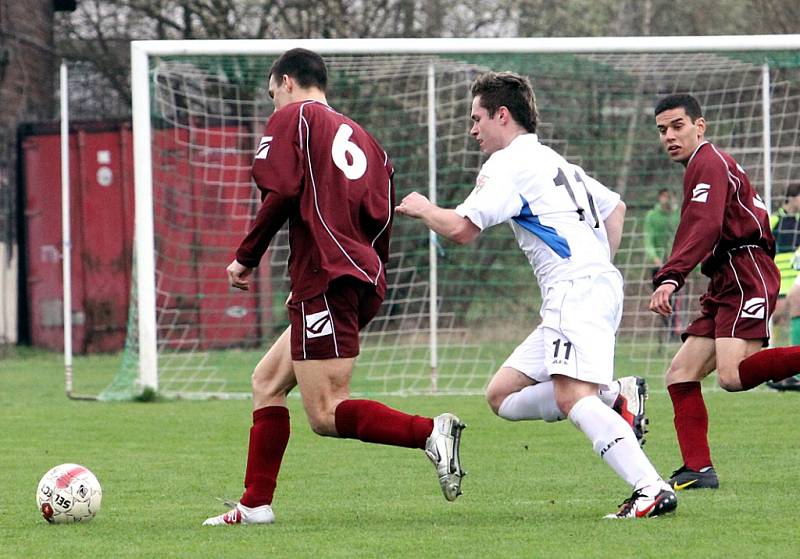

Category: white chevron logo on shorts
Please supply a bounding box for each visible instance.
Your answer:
[741,297,766,319]
[255,136,273,160]
[305,310,333,338]
[691,183,710,203]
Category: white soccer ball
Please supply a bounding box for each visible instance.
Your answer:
[36,463,102,523]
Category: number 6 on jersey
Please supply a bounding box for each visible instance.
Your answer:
[332,123,367,179]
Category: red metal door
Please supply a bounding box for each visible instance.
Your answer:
[22,122,133,353]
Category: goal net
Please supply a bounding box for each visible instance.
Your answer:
[98,39,800,400]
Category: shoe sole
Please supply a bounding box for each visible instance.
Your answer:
[632,377,650,446]
[443,419,466,501]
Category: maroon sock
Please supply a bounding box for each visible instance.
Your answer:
[738,346,800,390]
[240,406,290,508]
[334,399,433,449]
[667,382,713,471]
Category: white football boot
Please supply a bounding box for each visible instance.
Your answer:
[425,413,466,501]
[605,482,678,519]
[202,502,275,526]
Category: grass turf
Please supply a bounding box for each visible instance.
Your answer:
[1,348,799,558]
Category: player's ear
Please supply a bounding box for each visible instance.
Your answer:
[282,74,293,92]
[695,117,706,137]
[498,106,510,125]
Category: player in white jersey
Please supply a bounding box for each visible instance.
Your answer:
[458,135,620,288]
[397,71,677,519]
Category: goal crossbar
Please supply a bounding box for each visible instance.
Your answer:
[132,35,800,56]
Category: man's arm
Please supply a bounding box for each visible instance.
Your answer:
[228,192,295,291]
[235,192,295,268]
[604,201,626,260]
[229,107,302,290]
[654,156,727,292]
[396,192,480,245]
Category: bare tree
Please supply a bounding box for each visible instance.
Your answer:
[55,0,800,115]
[753,0,800,33]
[55,1,526,106]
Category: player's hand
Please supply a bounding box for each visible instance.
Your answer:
[227,259,253,291]
[396,192,431,219]
[649,283,676,317]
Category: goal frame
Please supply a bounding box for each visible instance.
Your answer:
[129,35,800,395]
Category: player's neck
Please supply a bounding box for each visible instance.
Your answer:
[290,87,328,105]
[502,128,528,150]
[295,88,327,106]
[306,93,328,105]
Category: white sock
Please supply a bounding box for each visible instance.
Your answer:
[598,380,620,407]
[568,395,661,490]
[497,382,564,422]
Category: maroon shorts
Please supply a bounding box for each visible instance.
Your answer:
[287,276,382,361]
[684,247,780,343]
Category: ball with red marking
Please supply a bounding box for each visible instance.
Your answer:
[36,463,102,523]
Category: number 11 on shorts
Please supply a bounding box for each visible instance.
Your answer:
[552,338,573,365]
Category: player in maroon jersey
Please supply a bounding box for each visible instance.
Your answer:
[651,93,800,490]
[203,49,465,526]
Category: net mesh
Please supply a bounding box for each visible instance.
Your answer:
[100,48,800,400]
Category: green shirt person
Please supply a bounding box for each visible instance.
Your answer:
[769,183,800,297]
[644,188,680,276]
[767,183,800,391]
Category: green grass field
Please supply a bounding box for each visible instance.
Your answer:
[2,348,799,558]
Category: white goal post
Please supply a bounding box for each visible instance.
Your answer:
[115,35,800,400]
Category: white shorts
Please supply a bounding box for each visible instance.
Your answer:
[502,271,623,388]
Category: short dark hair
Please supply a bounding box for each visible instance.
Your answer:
[471,71,538,133]
[654,94,703,121]
[269,48,328,91]
[657,188,672,197]
[785,183,800,201]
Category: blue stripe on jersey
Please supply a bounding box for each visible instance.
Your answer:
[512,194,572,258]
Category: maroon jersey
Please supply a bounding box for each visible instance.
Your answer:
[235,100,394,301]
[654,141,775,291]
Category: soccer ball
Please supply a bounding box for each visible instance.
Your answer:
[36,463,102,523]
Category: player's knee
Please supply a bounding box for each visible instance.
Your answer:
[250,370,267,395]
[251,371,280,399]
[665,359,692,384]
[308,419,332,436]
[305,407,337,437]
[484,385,507,415]
[717,369,742,392]
[553,392,576,416]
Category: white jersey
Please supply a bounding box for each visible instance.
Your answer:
[455,134,621,289]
